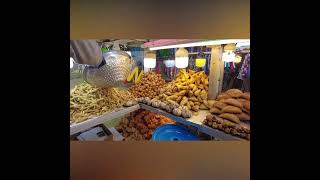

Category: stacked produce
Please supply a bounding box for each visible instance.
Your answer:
[137,97,193,118]
[129,71,166,98]
[209,89,250,123]
[156,69,212,112]
[116,110,174,141]
[204,114,250,140]
[70,82,136,124]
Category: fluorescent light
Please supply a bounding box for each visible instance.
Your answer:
[236,42,250,47]
[149,39,250,50]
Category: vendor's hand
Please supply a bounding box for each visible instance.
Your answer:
[70,40,103,67]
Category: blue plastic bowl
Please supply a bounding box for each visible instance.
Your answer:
[152,124,199,141]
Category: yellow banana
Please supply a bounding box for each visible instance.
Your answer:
[135,70,144,83]
[126,66,144,84]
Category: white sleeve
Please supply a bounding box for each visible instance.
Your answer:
[70,40,103,66]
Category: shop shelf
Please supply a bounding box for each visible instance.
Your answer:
[140,104,242,140]
[70,104,140,135]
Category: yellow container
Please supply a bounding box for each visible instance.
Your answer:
[195,58,206,67]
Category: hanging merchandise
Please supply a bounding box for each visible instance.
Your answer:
[159,49,169,58]
[237,53,250,80]
[164,60,173,77]
[163,49,177,80]
[230,62,235,73]
[247,63,250,78]
[131,48,143,64]
[101,47,108,53]
[204,46,211,73]
[155,60,162,74]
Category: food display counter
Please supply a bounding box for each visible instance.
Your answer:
[70,39,250,141]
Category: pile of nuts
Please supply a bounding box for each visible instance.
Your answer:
[204,114,250,140]
[129,71,166,98]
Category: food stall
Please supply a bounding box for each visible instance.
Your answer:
[70,39,250,141]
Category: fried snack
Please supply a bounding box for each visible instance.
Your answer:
[243,101,250,111]
[210,107,221,114]
[203,115,250,140]
[225,89,243,94]
[224,98,243,108]
[242,107,250,114]
[70,82,134,123]
[217,94,231,100]
[221,106,242,114]
[236,112,250,121]
[116,110,175,140]
[158,69,209,111]
[199,104,209,110]
[206,114,215,122]
[226,91,242,98]
[214,101,228,109]
[240,92,250,100]
[129,71,166,98]
[207,100,216,108]
[219,113,240,124]
[237,98,249,104]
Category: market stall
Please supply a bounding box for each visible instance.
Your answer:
[70,39,250,141]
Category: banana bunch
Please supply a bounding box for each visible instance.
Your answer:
[126,66,144,84]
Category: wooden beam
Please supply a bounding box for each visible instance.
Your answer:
[218,49,224,93]
[208,45,223,100]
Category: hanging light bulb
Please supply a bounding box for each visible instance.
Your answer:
[144,50,156,68]
[175,48,189,68]
[164,60,175,67]
[222,44,236,62]
[234,55,242,63]
[224,44,236,52]
[222,52,236,62]
[195,57,206,67]
[195,48,206,68]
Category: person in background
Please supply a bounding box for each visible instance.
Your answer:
[237,53,250,92]
[70,40,104,66]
